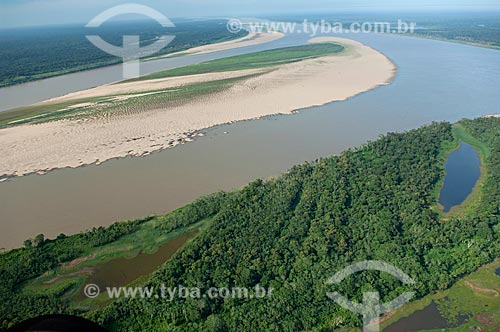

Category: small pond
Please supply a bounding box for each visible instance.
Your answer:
[439,141,481,213]
[385,302,467,332]
[77,230,197,300]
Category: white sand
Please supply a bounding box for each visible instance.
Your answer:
[41,68,269,104]
[153,31,284,59]
[0,37,396,178]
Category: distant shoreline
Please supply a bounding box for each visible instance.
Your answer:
[397,33,500,51]
[0,22,250,89]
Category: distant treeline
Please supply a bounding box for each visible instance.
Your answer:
[0,20,247,88]
[409,12,500,49]
[276,12,500,49]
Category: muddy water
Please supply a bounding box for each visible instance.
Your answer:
[384,302,450,332]
[76,230,198,300]
[384,301,470,332]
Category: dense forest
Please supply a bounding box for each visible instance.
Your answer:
[0,19,247,88]
[1,118,500,331]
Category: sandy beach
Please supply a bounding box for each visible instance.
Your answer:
[152,31,284,58]
[40,68,269,104]
[0,37,396,178]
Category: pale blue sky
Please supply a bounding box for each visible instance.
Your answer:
[1,0,500,28]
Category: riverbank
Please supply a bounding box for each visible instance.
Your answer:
[150,31,285,59]
[0,37,395,179]
[398,32,500,51]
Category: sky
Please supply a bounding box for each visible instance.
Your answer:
[1,0,500,28]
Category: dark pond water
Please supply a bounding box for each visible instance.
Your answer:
[384,302,450,332]
[439,142,481,213]
[495,268,500,276]
[77,230,197,300]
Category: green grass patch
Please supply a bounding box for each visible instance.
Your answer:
[122,42,345,83]
[0,73,263,128]
[452,122,490,160]
[1,43,343,128]
[0,97,107,128]
[381,260,500,332]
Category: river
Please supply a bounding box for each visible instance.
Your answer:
[1,31,500,249]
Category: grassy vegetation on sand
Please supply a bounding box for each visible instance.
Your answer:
[0,73,264,128]
[123,42,345,82]
[0,43,344,128]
